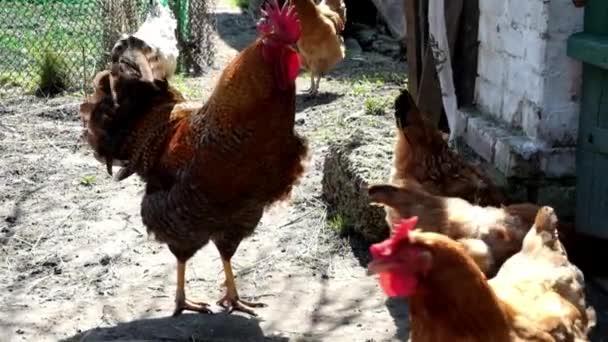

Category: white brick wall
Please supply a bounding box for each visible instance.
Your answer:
[474,0,583,147]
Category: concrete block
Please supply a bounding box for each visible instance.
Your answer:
[477,47,506,86]
[494,136,540,177]
[478,16,503,51]
[475,78,504,120]
[522,102,542,141]
[501,25,525,58]
[524,1,549,32]
[502,89,524,127]
[523,29,548,74]
[539,148,576,178]
[506,58,544,105]
[465,117,497,162]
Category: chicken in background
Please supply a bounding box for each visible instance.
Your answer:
[291,0,346,96]
[367,210,596,342]
[115,0,179,81]
[390,88,506,207]
[318,0,346,27]
[80,0,308,316]
[368,181,538,276]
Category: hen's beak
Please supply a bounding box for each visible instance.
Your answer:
[367,259,401,276]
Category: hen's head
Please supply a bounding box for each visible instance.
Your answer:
[257,0,301,90]
[368,217,483,298]
[394,88,441,146]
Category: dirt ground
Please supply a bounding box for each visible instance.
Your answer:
[0,3,412,342]
[1,3,606,342]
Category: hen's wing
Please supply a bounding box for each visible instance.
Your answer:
[489,207,596,340]
[318,4,344,32]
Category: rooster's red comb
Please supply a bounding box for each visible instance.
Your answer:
[370,216,418,259]
[257,0,301,44]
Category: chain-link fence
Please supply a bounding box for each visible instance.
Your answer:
[0,0,215,98]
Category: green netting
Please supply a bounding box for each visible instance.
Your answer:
[0,0,215,98]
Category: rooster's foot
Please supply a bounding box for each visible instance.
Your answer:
[217,295,266,316]
[172,298,212,317]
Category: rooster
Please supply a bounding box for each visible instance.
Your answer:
[367,210,596,342]
[80,0,307,316]
[291,0,346,96]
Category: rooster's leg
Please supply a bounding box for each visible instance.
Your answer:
[216,257,266,316]
[172,260,212,316]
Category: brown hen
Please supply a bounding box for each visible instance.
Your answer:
[390,89,506,208]
[291,0,345,95]
[368,181,538,276]
[368,208,596,341]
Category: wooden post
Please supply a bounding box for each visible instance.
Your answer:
[404,0,421,99]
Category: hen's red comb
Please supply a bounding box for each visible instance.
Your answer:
[257,0,301,44]
[370,216,418,259]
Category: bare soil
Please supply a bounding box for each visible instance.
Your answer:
[0,3,410,342]
[1,3,606,342]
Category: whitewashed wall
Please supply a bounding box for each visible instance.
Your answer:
[474,0,583,146]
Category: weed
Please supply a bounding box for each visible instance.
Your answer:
[80,175,96,187]
[34,50,69,97]
[171,74,203,99]
[328,214,349,235]
[228,0,249,9]
[364,97,386,116]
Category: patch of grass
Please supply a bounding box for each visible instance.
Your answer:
[34,50,69,97]
[80,175,96,187]
[171,74,204,100]
[226,0,249,9]
[328,214,349,235]
[364,97,386,116]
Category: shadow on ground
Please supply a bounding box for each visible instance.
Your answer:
[60,313,285,342]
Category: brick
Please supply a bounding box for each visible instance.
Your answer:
[505,58,544,105]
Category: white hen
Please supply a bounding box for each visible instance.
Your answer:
[114,0,179,80]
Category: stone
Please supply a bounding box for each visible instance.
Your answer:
[465,116,497,162]
[322,134,392,242]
